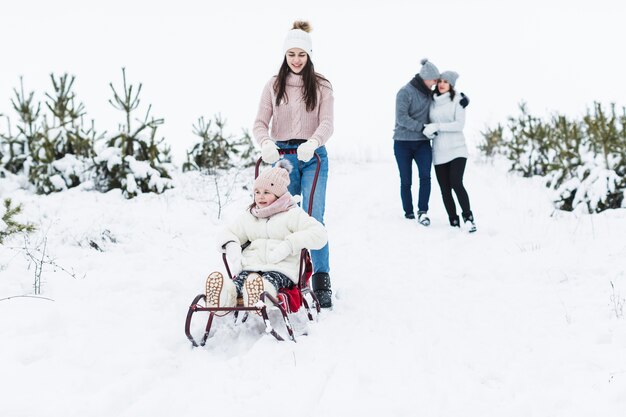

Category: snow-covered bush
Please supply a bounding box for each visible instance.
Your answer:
[92,68,173,198]
[93,147,171,198]
[479,102,626,213]
[183,114,256,174]
[0,74,99,193]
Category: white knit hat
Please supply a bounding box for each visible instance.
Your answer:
[283,21,313,56]
[254,159,292,197]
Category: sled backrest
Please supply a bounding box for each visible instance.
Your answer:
[254,149,321,216]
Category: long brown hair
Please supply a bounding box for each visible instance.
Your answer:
[273,57,329,112]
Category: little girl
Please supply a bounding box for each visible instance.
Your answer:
[206,159,328,310]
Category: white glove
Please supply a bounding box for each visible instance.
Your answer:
[297,139,319,162]
[261,140,280,164]
[423,123,439,139]
[225,242,242,276]
[267,241,293,264]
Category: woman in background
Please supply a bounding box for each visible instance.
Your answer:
[423,71,477,233]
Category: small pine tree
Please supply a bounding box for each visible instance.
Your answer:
[93,68,172,198]
[28,73,100,194]
[479,101,626,213]
[44,74,96,158]
[0,78,42,175]
[183,114,256,174]
[0,74,100,193]
[0,198,35,244]
[576,102,625,211]
[506,103,552,177]
[477,123,504,157]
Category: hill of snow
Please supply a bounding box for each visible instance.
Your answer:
[1,156,626,416]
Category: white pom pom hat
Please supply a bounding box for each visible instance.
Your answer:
[283,28,313,56]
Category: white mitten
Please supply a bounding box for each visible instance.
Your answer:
[261,140,280,164]
[225,242,242,276]
[267,241,293,264]
[423,123,439,139]
[297,139,319,162]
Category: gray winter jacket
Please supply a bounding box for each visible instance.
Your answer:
[393,80,432,141]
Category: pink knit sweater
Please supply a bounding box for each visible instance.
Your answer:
[253,73,334,146]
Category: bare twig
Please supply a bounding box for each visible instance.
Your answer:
[0,295,55,302]
[610,281,624,319]
[20,235,84,295]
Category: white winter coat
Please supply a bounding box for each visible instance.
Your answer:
[218,206,327,284]
[429,92,469,165]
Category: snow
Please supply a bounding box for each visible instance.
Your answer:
[48,174,67,191]
[95,147,123,170]
[2,154,626,416]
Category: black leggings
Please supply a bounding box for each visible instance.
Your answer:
[233,270,293,296]
[434,157,472,221]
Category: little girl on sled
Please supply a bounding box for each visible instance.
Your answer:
[206,159,328,311]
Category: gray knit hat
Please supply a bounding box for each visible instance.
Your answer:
[440,70,459,87]
[419,58,440,80]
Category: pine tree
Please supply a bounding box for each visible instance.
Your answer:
[0,78,42,175]
[93,68,172,198]
[479,101,626,213]
[578,102,625,211]
[0,75,100,193]
[545,115,583,186]
[478,123,504,158]
[27,73,100,194]
[183,114,256,174]
[44,73,95,158]
[0,198,35,244]
[505,103,551,177]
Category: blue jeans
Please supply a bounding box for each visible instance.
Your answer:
[393,140,432,214]
[276,142,330,274]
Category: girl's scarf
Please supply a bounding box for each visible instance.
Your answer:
[251,193,297,219]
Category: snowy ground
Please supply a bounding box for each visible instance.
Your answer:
[1,154,626,417]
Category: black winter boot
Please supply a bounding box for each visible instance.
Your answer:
[449,215,460,228]
[462,212,477,233]
[311,272,333,308]
[417,211,430,226]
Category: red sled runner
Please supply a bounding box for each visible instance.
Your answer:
[184,150,322,345]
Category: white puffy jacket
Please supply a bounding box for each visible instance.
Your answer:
[218,206,327,284]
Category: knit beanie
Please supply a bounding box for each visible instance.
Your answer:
[419,58,440,80]
[254,159,292,197]
[283,21,313,56]
[440,70,459,87]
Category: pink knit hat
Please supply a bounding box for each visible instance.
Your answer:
[254,159,292,197]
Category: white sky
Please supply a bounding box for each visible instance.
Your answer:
[1,0,625,162]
